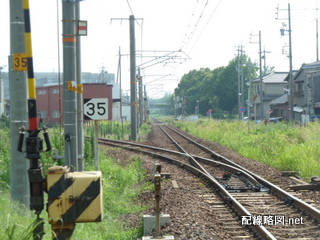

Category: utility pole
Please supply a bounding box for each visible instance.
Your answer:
[137,67,144,126]
[62,0,78,171]
[262,47,271,75]
[0,66,4,115]
[111,16,143,140]
[144,84,148,122]
[75,0,84,171]
[277,3,294,121]
[130,15,137,140]
[236,45,244,121]
[259,31,263,120]
[317,18,319,62]
[9,0,29,206]
[249,31,264,120]
[288,3,294,121]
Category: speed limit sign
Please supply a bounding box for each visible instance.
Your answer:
[84,98,108,120]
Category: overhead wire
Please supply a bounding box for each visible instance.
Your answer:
[126,0,134,16]
[180,0,210,53]
[188,0,223,54]
[179,0,201,50]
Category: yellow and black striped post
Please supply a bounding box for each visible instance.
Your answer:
[22,2,46,240]
[21,2,53,240]
[23,0,38,131]
[46,166,103,239]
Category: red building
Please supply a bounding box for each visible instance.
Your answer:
[36,83,113,126]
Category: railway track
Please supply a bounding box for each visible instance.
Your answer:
[99,122,320,239]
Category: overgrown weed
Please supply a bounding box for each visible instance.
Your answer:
[175,119,320,179]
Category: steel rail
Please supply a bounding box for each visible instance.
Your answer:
[99,138,260,190]
[98,138,276,239]
[157,124,212,177]
[164,124,320,223]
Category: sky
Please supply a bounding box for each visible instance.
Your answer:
[1,0,320,98]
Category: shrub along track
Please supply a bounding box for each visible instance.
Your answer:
[100,122,320,239]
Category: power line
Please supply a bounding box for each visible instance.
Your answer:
[179,0,201,50]
[125,0,142,26]
[181,0,210,52]
[188,0,223,54]
[126,0,134,16]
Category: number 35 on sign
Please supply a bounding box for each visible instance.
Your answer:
[84,98,108,120]
[13,53,27,71]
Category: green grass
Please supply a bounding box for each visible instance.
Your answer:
[0,124,150,240]
[0,192,37,240]
[175,119,320,180]
[71,155,148,240]
[84,120,131,140]
[0,154,148,239]
[0,128,10,189]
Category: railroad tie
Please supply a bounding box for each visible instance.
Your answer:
[172,180,179,189]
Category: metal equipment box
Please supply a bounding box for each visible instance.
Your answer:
[46,166,103,224]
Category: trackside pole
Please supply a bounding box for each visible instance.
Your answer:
[94,120,99,171]
[18,1,52,239]
[62,0,78,172]
[130,15,137,141]
[9,0,29,207]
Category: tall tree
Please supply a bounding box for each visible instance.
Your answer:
[174,55,258,116]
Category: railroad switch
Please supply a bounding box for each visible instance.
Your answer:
[18,126,52,239]
[154,162,162,174]
[222,173,232,180]
[142,167,173,239]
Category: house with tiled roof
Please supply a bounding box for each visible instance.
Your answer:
[292,61,320,122]
[250,72,288,120]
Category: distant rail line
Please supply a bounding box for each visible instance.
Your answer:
[99,121,320,239]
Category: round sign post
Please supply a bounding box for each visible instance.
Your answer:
[239,106,245,113]
[239,107,245,122]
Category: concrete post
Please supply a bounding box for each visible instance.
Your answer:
[138,67,143,126]
[129,15,137,140]
[62,0,78,171]
[75,1,84,171]
[9,0,30,206]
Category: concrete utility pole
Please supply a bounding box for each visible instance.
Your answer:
[0,67,4,115]
[236,45,244,121]
[130,15,137,140]
[259,31,263,120]
[144,84,148,122]
[277,3,294,121]
[317,19,319,62]
[62,0,78,171]
[75,1,84,171]
[138,67,144,126]
[288,4,294,121]
[262,48,271,75]
[249,31,263,120]
[9,0,30,206]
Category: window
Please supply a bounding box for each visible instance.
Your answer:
[38,90,46,95]
[52,110,60,118]
[52,89,59,94]
[255,85,260,93]
[38,110,47,118]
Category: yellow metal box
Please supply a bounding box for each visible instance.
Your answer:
[46,166,103,224]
